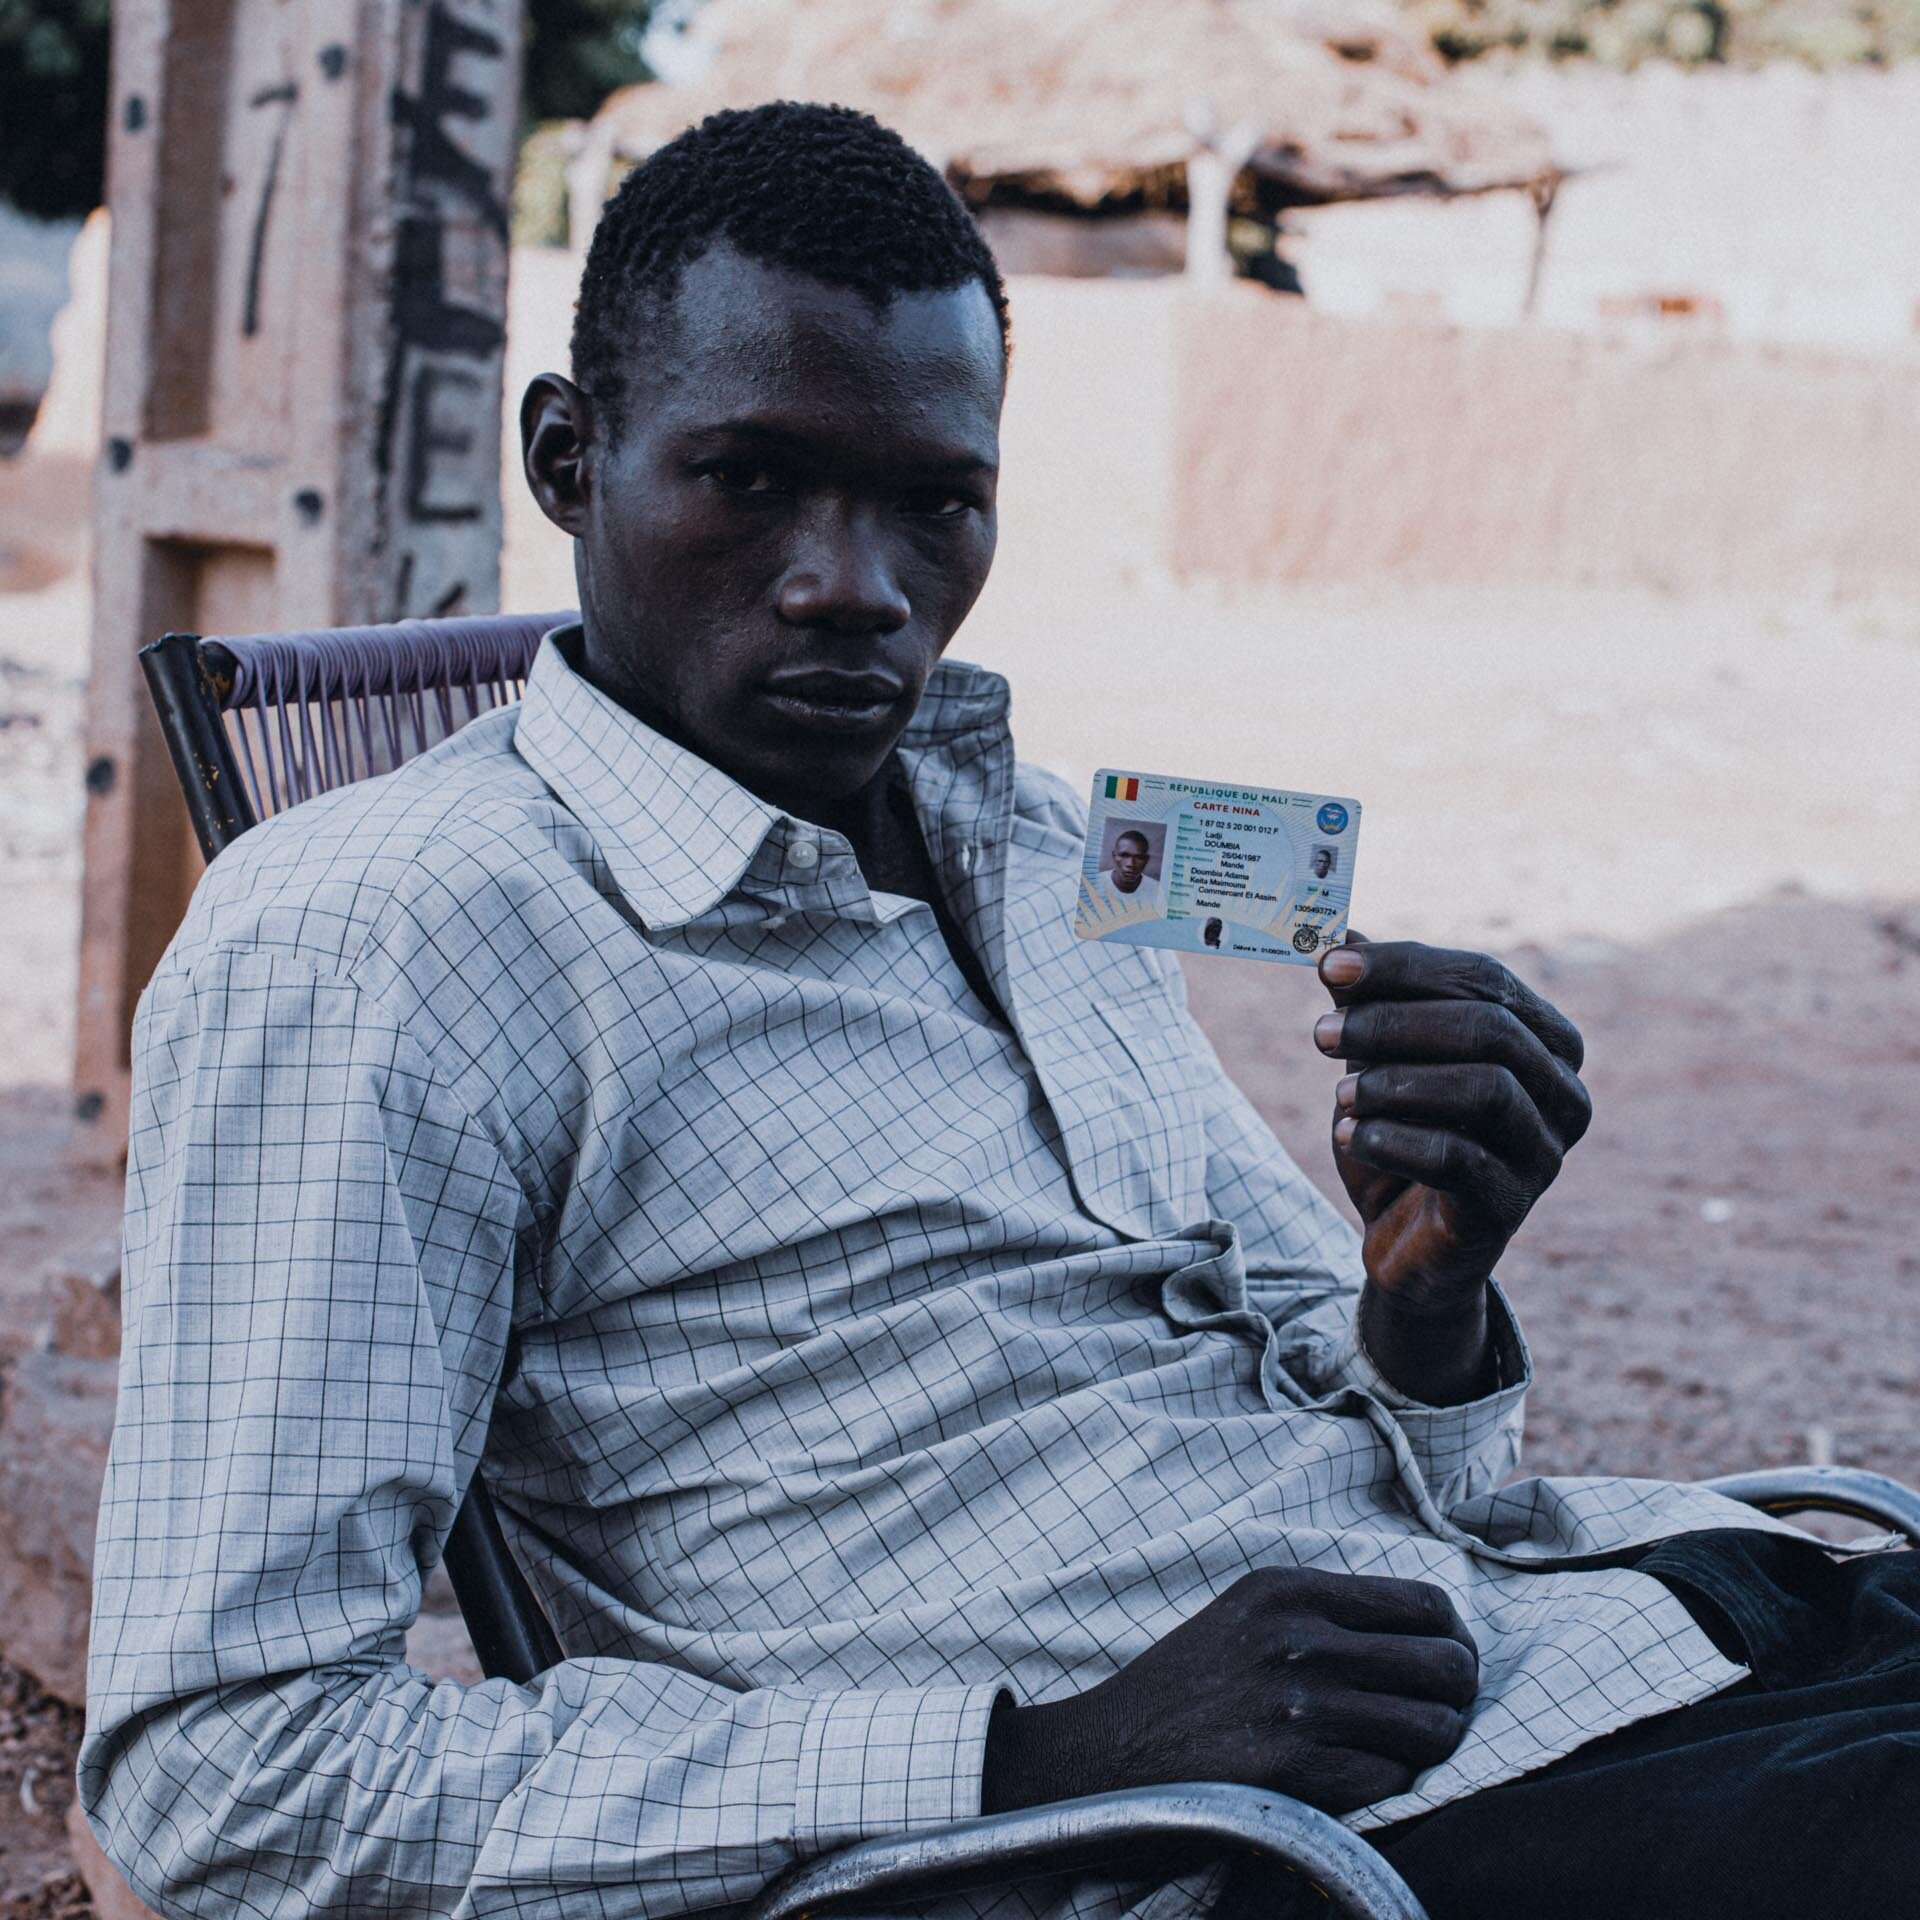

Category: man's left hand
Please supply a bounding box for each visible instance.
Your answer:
[1315,937,1590,1322]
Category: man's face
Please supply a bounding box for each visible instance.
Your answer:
[1111,834,1149,889]
[1311,849,1332,879]
[523,243,1004,819]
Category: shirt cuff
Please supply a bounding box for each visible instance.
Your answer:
[1335,1277,1532,1407]
[1327,1279,1532,1506]
[793,1683,1003,1857]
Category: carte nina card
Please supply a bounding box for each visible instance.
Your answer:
[1073,768,1361,965]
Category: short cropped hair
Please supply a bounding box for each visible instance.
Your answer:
[571,101,1010,433]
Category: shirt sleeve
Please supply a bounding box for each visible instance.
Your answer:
[79,948,999,1920]
[1175,974,1531,1510]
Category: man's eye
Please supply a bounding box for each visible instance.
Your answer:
[710,463,789,495]
[901,489,973,519]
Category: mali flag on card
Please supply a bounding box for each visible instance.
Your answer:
[1103,775,1141,801]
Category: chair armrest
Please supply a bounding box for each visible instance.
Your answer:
[737,1781,1428,1920]
[1703,1465,1920,1546]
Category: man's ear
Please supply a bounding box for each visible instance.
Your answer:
[521,373,597,536]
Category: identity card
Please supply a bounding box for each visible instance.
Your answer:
[1073,768,1361,965]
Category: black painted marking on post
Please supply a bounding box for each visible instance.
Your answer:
[392,6,510,241]
[293,488,325,525]
[74,1091,106,1124]
[376,3,513,613]
[106,438,133,472]
[124,95,147,133]
[85,756,117,795]
[405,364,485,520]
[318,44,349,80]
[241,85,300,338]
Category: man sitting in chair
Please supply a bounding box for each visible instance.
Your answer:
[83,105,1917,1920]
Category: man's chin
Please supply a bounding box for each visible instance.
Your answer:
[731,732,903,820]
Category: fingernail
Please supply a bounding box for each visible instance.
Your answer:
[1335,1072,1359,1110]
[1320,949,1364,987]
[1314,1012,1345,1053]
[1333,1116,1357,1148]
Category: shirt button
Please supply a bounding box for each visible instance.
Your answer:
[788,840,819,870]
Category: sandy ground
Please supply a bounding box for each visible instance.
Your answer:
[5,474,1920,1914]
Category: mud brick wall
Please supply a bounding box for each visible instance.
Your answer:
[1167,289,1920,598]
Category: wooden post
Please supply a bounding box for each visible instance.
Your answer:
[73,0,524,1152]
[1182,113,1260,287]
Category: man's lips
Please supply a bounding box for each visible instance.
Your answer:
[758,669,908,731]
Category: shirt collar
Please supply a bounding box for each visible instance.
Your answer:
[898,650,1011,748]
[512,625,1012,931]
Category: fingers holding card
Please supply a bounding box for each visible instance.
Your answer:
[1073,769,1360,966]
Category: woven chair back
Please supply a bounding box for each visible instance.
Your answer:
[202,612,572,824]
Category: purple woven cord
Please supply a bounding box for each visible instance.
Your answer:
[209,613,573,816]
[218,613,569,708]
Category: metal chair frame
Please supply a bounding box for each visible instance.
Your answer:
[141,613,1920,1920]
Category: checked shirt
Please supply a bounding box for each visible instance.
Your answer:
[82,633,1775,1920]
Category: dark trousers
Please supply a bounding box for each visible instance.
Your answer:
[1359,1530,1920,1917]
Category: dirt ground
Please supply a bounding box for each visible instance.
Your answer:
[3,910,1916,1915]
[4,476,1919,1918]
[0,1659,87,1920]
[1182,898,1920,1489]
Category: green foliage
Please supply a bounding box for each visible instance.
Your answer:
[0,0,647,223]
[512,121,575,247]
[523,0,654,125]
[515,3,657,245]
[1399,0,1920,67]
[0,0,111,219]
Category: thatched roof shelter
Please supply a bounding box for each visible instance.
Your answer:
[590,0,1559,213]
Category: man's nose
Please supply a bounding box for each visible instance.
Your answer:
[775,503,911,635]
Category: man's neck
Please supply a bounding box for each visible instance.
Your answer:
[559,622,1006,1020]
[816,757,941,904]
[559,624,905,872]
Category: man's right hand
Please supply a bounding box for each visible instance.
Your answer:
[981,1569,1478,1817]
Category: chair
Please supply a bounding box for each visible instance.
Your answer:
[142,613,1920,1920]
[143,613,572,1686]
